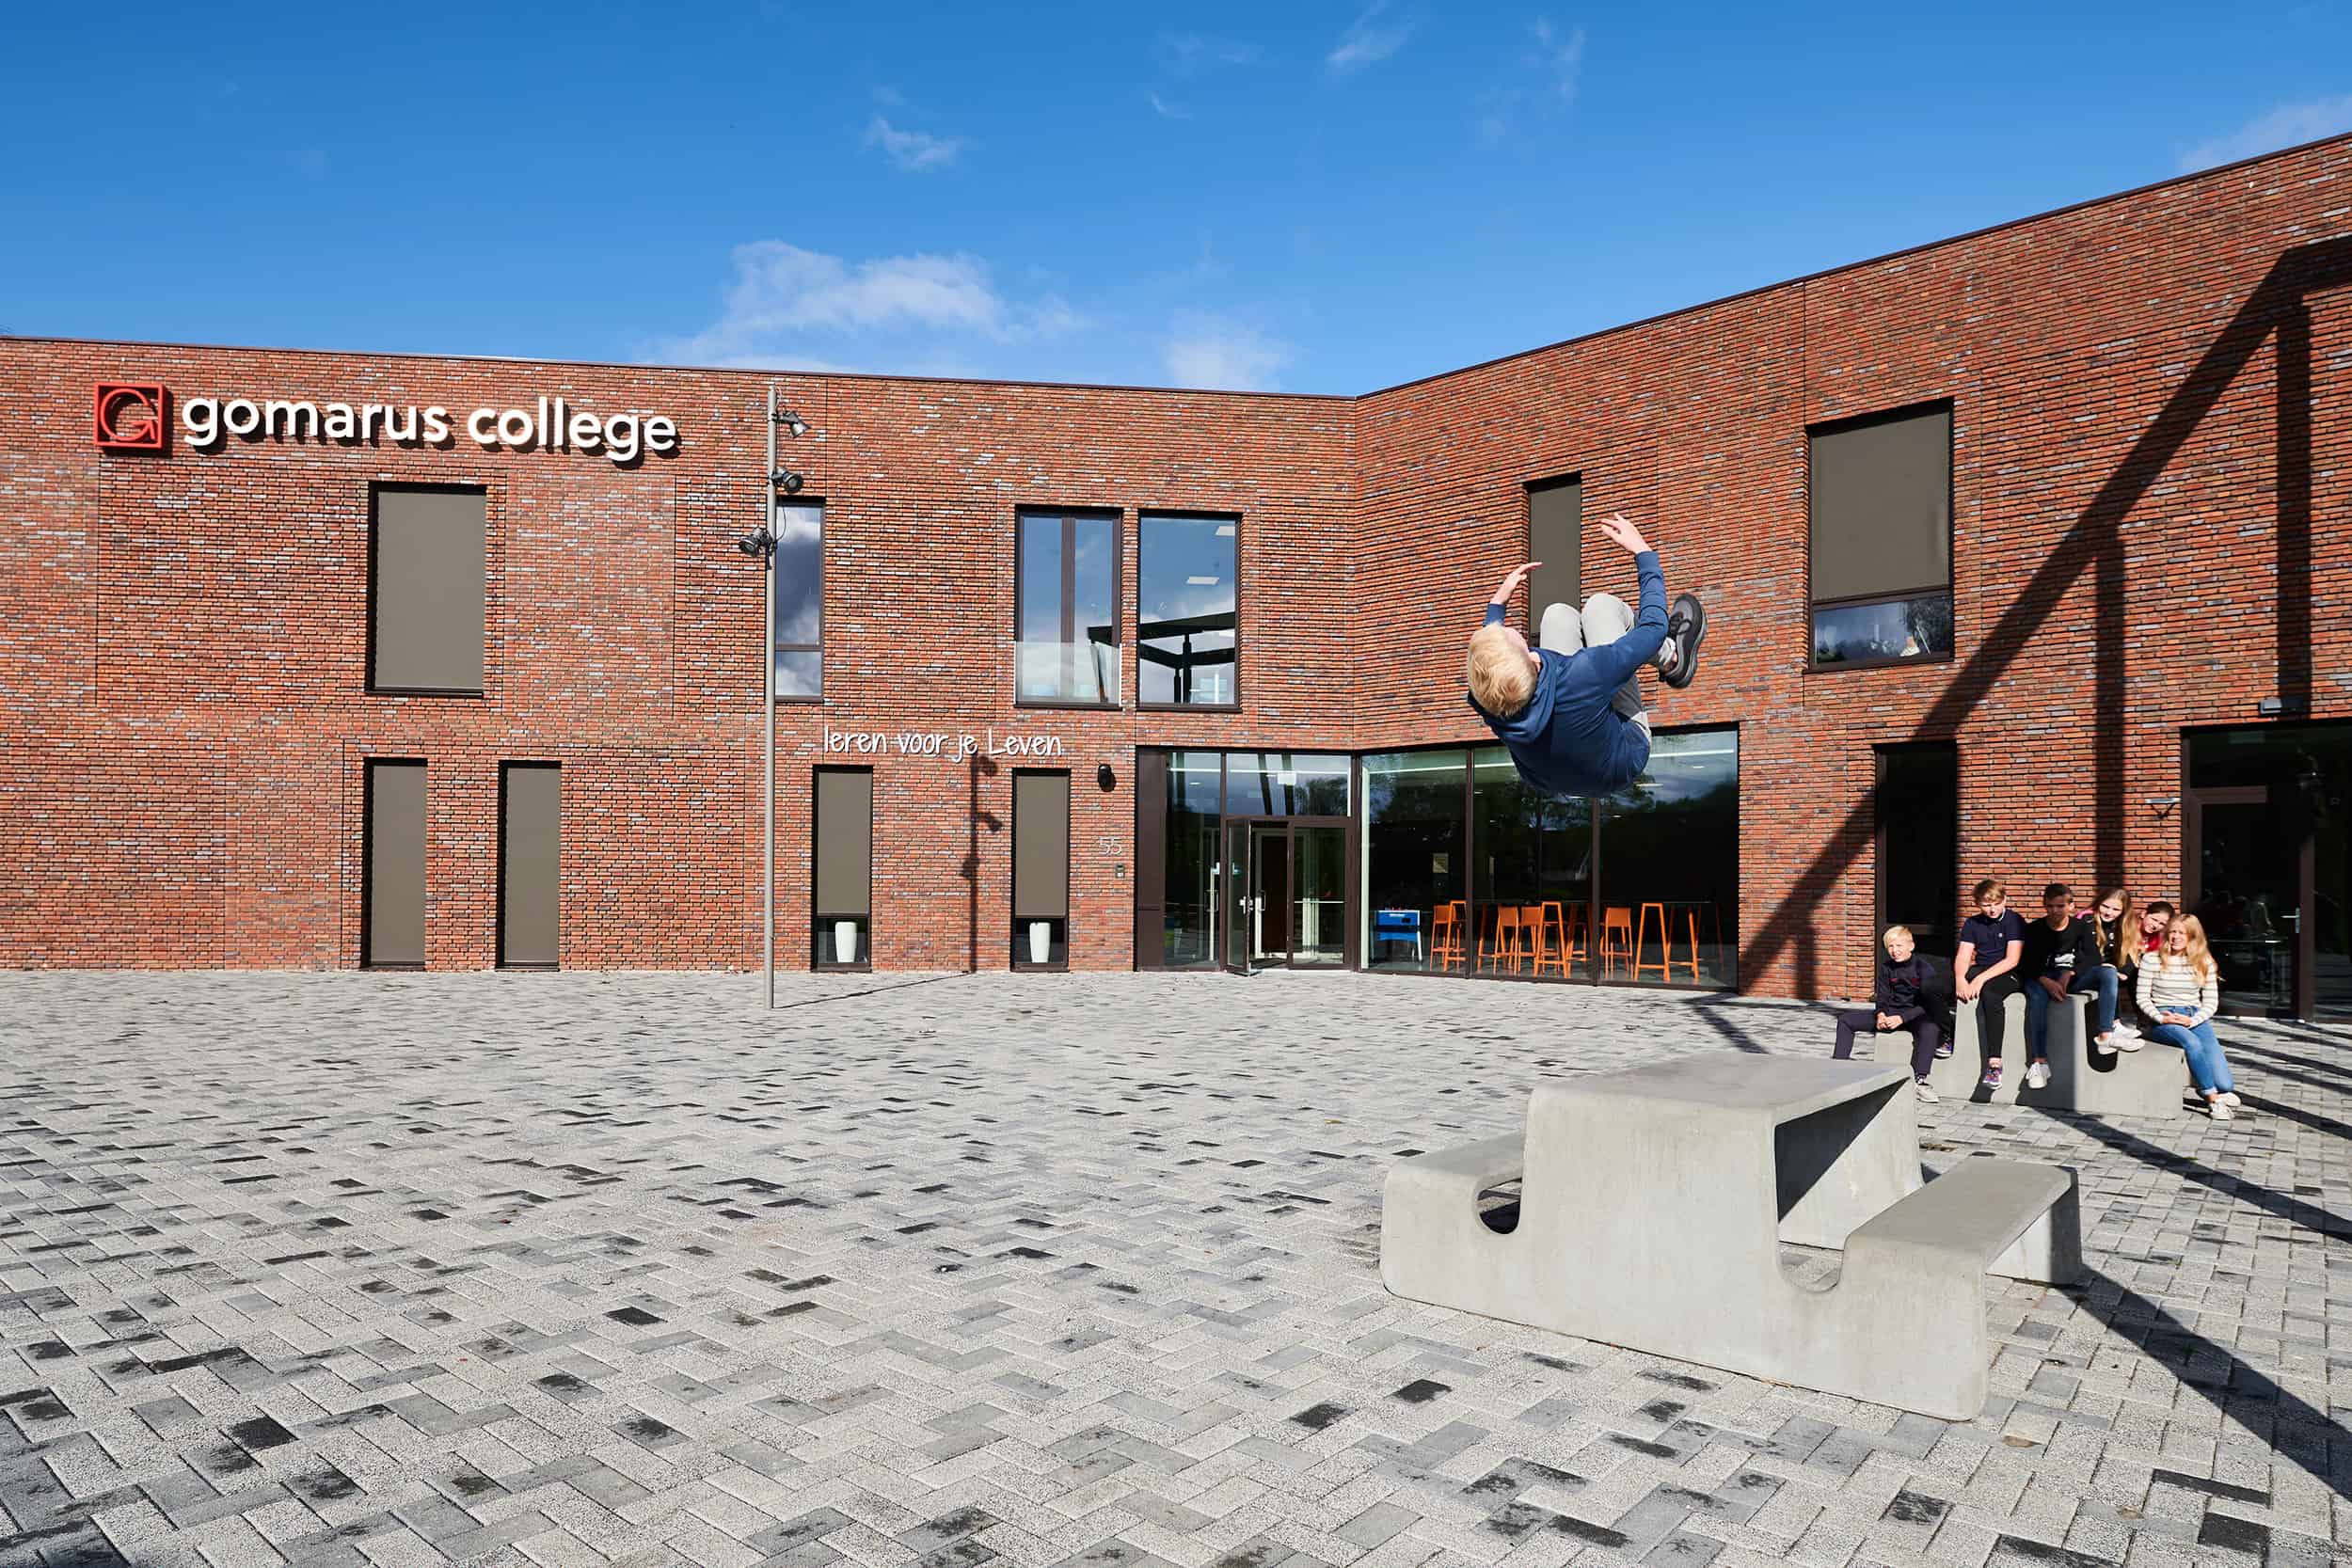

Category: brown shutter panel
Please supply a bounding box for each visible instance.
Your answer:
[1808,407,1950,604]
[373,487,486,691]
[364,760,426,967]
[1525,476,1581,627]
[500,764,561,967]
[814,768,872,916]
[1013,771,1070,920]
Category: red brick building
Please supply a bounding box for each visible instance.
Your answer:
[5,135,2348,1016]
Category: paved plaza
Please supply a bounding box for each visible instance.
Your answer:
[1,971,2347,1568]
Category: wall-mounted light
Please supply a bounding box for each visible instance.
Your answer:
[1096,762,1117,792]
[2148,795,2180,819]
[2257,696,2307,719]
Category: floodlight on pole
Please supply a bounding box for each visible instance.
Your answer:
[762,388,779,1009]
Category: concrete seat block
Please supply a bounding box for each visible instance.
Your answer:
[1890,990,2185,1117]
[1379,1053,2083,1420]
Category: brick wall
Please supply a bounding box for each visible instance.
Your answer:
[3,135,2347,992]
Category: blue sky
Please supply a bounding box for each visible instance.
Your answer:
[4,2,2348,394]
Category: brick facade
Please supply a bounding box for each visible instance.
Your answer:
[4,136,2347,997]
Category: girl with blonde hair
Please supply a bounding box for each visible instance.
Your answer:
[2089,888,2146,1036]
[2135,913,2243,1119]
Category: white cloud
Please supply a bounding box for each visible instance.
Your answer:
[1157,32,1261,72]
[2178,95,2352,172]
[1327,3,1411,74]
[1530,19,1585,103]
[1162,314,1295,391]
[660,242,1086,367]
[866,115,966,171]
[1148,91,1190,120]
[1478,19,1587,141]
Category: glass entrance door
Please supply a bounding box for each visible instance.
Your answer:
[2186,785,2301,1017]
[1248,822,1292,967]
[1222,818,1252,974]
[1222,816,1354,970]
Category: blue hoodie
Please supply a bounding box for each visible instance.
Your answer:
[1466,549,1668,799]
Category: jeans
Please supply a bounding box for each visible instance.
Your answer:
[1540,595,1651,742]
[2143,1020,2234,1095]
[2024,964,2121,1055]
[1833,1007,1942,1077]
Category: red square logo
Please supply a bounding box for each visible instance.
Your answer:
[94,383,167,451]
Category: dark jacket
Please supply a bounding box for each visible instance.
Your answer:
[1873,954,1937,1022]
[1466,549,1668,799]
[2022,916,2103,982]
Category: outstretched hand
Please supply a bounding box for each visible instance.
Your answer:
[1489,561,1542,605]
[1597,512,1651,555]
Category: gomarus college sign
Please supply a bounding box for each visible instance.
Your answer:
[92,382,680,465]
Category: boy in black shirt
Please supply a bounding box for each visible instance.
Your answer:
[1954,878,2026,1091]
[2020,882,2133,1085]
[1832,924,1946,1101]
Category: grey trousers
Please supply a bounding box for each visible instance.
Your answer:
[1540,595,1651,741]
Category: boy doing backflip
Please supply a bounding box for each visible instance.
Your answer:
[1465,513,1705,798]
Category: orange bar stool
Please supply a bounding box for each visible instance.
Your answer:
[1634,902,1674,983]
[1676,904,1704,982]
[1599,906,1634,977]
[1431,901,1466,971]
[1480,905,1521,973]
[1531,902,1567,976]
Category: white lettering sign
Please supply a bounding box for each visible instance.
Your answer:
[179,390,677,466]
[820,726,1069,760]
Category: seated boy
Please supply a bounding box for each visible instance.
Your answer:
[1953,879,2026,1091]
[2020,882,2134,1083]
[1464,513,1705,798]
[1832,924,1946,1101]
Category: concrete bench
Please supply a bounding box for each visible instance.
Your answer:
[1380,1054,2082,1419]
[1910,989,2185,1116]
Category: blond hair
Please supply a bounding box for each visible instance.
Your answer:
[1882,925,1914,946]
[1466,625,1536,718]
[2096,887,2140,960]
[2169,913,2220,986]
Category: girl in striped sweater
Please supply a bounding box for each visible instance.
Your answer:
[2135,913,2244,1120]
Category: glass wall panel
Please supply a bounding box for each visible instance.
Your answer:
[773,500,823,698]
[1138,514,1237,705]
[1597,729,1739,988]
[1228,752,1349,816]
[1293,824,1346,966]
[1361,750,1467,973]
[1471,747,1591,980]
[1159,751,1224,968]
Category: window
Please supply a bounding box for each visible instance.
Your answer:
[1360,750,1469,973]
[1596,729,1740,988]
[1016,509,1120,705]
[371,485,485,693]
[499,763,561,969]
[1225,753,1349,816]
[773,500,823,699]
[1524,476,1581,637]
[1807,404,1952,668]
[1136,750,1224,969]
[1471,747,1592,980]
[1138,513,1236,705]
[362,759,427,969]
[813,768,871,968]
[1012,770,1071,968]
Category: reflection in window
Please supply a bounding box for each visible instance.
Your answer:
[1159,752,1224,968]
[773,500,823,698]
[1597,728,1739,988]
[1017,510,1120,704]
[1471,747,1591,980]
[1361,751,1468,972]
[1811,594,1952,666]
[1140,514,1237,705]
[1227,752,1349,816]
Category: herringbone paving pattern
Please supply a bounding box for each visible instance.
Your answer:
[0,971,2345,1568]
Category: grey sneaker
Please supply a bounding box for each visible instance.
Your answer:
[2215,1090,2242,1108]
[1660,594,1705,689]
[2026,1059,2052,1090]
[1914,1078,1939,1103]
[2209,1099,2235,1121]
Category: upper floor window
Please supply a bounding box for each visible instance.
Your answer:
[1016,508,1120,706]
[370,484,485,694]
[774,499,823,700]
[1524,476,1581,637]
[1807,403,1953,668]
[1138,513,1237,706]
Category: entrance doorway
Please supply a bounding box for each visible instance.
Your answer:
[1876,742,1958,963]
[2185,722,2352,1020]
[1222,816,1352,973]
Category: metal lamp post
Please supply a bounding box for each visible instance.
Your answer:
[741,387,809,1010]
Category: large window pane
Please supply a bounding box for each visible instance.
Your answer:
[773,500,822,699]
[1139,514,1237,705]
[1472,746,1591,981]
[1525,477,1581,639]
[1809,404,1951,671]
[371,486,485,694]
[1597,729,1739,988]
[1159,752,1224,968]
[1017,510,1120,705]
[1362,750,1467,973]
[1227,752,1349,816]
[1810,594,1952,666]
